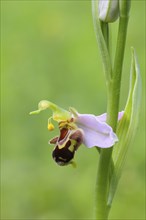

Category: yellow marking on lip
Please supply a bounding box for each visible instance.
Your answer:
[58,142,66,149]
[68,144,74,152]
[68,139,76,152]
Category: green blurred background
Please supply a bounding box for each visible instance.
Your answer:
[1,1,145,219]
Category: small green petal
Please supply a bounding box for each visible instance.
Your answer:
[108,48,142,205]
[69,107,79,117]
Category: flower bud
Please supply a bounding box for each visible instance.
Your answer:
[98,0,119,23]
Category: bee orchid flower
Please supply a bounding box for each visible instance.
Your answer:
[30,100,124,166]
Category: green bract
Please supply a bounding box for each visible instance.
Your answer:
[108,48,142,205]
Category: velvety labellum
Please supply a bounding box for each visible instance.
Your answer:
[50,127,84,166]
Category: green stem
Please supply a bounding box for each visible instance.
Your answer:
[95,148,112,219]
[107,16,129,127]
[95,5,129,220]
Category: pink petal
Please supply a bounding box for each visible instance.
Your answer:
[96,111,124,122]
[75,113,118,148]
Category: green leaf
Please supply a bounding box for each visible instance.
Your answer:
[108,48,142,205]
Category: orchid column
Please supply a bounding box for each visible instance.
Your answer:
[92,0,141,219]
